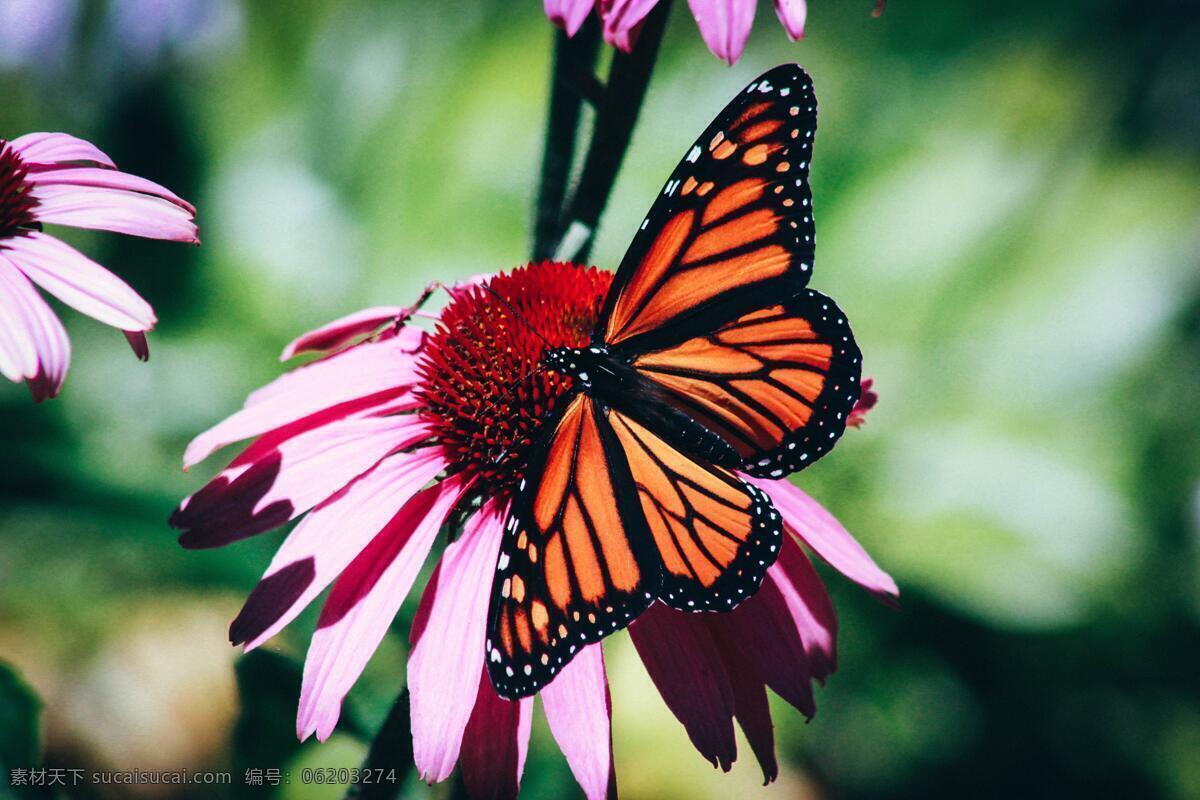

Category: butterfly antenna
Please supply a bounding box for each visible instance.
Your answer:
[480,283,554,349]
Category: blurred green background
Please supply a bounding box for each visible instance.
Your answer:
[2,0,1199,798]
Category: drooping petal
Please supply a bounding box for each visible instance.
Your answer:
[228,447,448,651]
[545,0,596,37]
[280,306,407,361]
[769,535,838,682]
[0,257,69,400]
[27,183,198,243]
[173,415,432,549]
[751,476,900,603]
[710,574,815,717]
[10,132,116,168]
[297,472,469,742]
[686,0,757,64]
[629,603,737,770]
[24,165,194,214]
[774,0,806,40]
[542,643,615,800]
[600,0,660,51]
[459,668,535,800]
[183,331,425,469]
[1,231,155,331]
[705,619,778,783]
[123,330,149,361]
[409,501,506,783]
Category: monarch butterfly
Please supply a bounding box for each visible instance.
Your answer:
[487,64,861,699]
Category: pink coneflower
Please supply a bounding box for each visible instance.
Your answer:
[545,0,808,65]
[174,261,896,797]
[0,132,197,400]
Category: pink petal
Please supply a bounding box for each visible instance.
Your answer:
[712,567,815,717]
[545,0,596,36]
[2,231,155,330]
[28,183,198,243]
[173,415,431,549]
[10,132,116,168]
[459,668,534,800]
[751,476,900,603]
[686,0,757,64]
[409,501,506,783]
[0,257,69,400]
[769,536,838,682]
[705,620,778,783]
[542,643,615,800]
[24,166,195,214]
[228,447,448,651]
[774,0,806,40]
[123,330,149,361]
[297,472,469,742]
[629,603,737,770]
[601,0,660,51]
[184,332,424,469]
[280,306,408,361]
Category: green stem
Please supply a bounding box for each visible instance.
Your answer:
[533,17,602,261]
[556,0,672,264]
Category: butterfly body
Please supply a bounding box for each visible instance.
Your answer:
[487,64,863,699]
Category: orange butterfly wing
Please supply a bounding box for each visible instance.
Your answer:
[631,289,862,477]
[605,408,782,612]
[486,394,658,698]
[598,65,818,353]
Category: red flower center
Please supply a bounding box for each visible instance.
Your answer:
[416,261,613,497]
[0,142,37,237]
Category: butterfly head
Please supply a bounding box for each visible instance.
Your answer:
[542,345,611,389]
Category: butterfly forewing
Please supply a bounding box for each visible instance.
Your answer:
[632,289,862,477]
[598,64,819,354]
[486,394,658,699]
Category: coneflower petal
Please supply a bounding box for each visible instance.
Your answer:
[297,472,470,742]
[279,305,408,361]
[541,643,614,800]
[767,536,838,683]
[2,231,155,331]
[10,132,116,168]
[174,415,432,549]
[27,183,198,243]
[230,447,448,652]
[752,476,900,604]
[686,0,757,65]
[460,669,535,800]
[24,166,196,214]
[705,618,778,783]
[0,258,69,399]
[409,501,507,783]
[629,604,737,771]
[774,0,807,40]
[184,331,425,469]
[545,0,596,37]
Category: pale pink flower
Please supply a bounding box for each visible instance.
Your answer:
[545,0,808,65]
[174,262,896,797]
[0,132,197,400]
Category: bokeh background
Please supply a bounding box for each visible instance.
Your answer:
[2,0,1199,798]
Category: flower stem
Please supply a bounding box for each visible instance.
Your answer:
[555,0,672,264]
[342,690,413,800]
[533,17,602,261]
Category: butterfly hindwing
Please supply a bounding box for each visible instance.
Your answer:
[605,406,783,611]
[486,394,658,699]
[598,64,819,353]
[630,288,862,477]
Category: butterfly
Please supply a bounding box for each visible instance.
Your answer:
[486,64,862,699]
